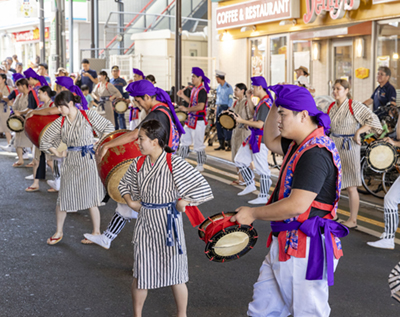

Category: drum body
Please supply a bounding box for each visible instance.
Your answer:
[218,111,236,130]
[7,116,25,132]
[112,98,129,114]
[366,141,397,173]
[175,111,188,124]
[198,212,258,262]
[25,114,60,148]
[96,130,142,203]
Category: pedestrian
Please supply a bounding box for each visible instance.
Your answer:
[109,65,128,129]
[5,57,16,74]
[89,80,185,249]
[128,68,144,131]
[329,79,382,228]
[92,70,122,128]
[0,65,14,86]
[118,119,213,316]
[10,78,31,167]
[54,67,69,78]
[0,74,13,146]
[234,76,272,204]
[229,83,252,185]
[12,54,19,68]
[364,66,396,111]
[37,63,51,86]
[294,65,315,96]
[177,67,209,172]
[75,59,98,93]
[81,85,97,109]
[15,62,23,75]
[214,70,234,151]
[232,84,349,317]
[40,91,114,245]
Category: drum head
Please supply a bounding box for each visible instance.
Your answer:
[56,142,67,153]
[105,159,134,204]
[367,143,396,172]
[114,101,128,114]
[176,111,187,123]
[219,113,236,130]
[7,117,24,132]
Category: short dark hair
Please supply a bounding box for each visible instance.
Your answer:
[378,66,391,78]
[38,63,48,70]
[217,75,225,80]
[16,62,23,67]
[292,110,319,125]
[139,120,174,153]
[0,73,6,82]
[81,84,89,91]
[137,94,157,100]
[81,58,89,64]
[16,78,29,87]
[145,74,156,83]
[39,85,56,98]
[235,83,247,94]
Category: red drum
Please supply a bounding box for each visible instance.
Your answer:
[24,114,61,148]
[96,129,142,203]
[197,212,258,263]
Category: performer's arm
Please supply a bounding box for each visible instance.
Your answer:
[235,115,263,129]
[123,194,142,212]
[179,102,205,113]
[363,98,373,106]
[177,88,190,104]
[97,129,138,160]
[264,102,284,155]
[245,89,255,110]
[25,107,61,119]
[231,189,318,225]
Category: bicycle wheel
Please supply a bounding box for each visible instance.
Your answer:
[357,157,369,195]
[382,167,400,193]
[361,160,385,198]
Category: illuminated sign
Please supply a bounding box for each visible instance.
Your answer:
[303,0,360,24]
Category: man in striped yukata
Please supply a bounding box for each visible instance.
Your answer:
[88,80,184,249]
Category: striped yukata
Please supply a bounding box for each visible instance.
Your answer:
[329,99,382,189]
[40,110,114,211]
[118,152,213,290]
[12,93,32,148]
[92,82,122,127]
[0,85,12,133]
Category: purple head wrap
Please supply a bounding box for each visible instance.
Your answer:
[192,67,210,93]
[125,80,185,136]
[251,76,268,90]
[133,68,145,79]
[268,84,331,133]
[23,68,48,86]
[12,73,24,84]
[55,76,88,110]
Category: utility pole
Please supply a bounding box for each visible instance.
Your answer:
[175,0,182,104]
[90,0,95,58]
[39,0,45,63]
[116,0,124,55]
[69,0,74,73]
[94,0,99,57]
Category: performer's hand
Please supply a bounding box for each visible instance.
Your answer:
[109,96,115,101]
[128,200,142,212]
[353,132,361,145]
[0,92,3,99]
[383,137,395,145]
[96,145,109,162]
[231,206,256,226]
[176,199,189,213]
[25,110,34,119]
[246,89,253,99]
[178,105,187,112]
[234,113,243,123]
[177,89,185,98]
[14,110,21,117]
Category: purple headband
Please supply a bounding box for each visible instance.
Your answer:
[192,67,210,93]
[133,68,144,78]
[12,73,25,83]
[23,68,48,86]
[126,80,185,136]
[55,76,88,110]
[268,84,331,133]
[251,76,268,90]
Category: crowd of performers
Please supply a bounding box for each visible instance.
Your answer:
[1,63,400,316]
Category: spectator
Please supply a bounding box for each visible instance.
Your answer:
[295,65,315,96]
[0,66,14,86]
[81,84,97,109]
[54,67,69,77]
[15,63,23,74]
[109,65,127,129]
[364,66,396,111]
[12,54,19,68]
[75,58,98,93]
[37,63,51,86]
[5,57,16,73]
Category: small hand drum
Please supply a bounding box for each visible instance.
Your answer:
[218,111,236,130]
[175,111,188,124]
[366,141,397,173]
[7,115,25,132]
[112,98,129,114]
[198,212,258,263]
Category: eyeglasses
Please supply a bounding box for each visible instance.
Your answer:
[377,72,387,76]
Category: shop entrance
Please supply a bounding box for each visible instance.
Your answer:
[333,40,353,85]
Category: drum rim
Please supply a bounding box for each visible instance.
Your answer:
[366,141,397,172]
[217,112,236,131]
[198,211,237,239]
[175,110,188,121]
[204,225,258,262]
[6,116,24,132]
[113,99,128,114]
[105,158,135,203]
[98,129,133,147]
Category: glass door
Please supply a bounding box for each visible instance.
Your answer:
[333,40,353,85]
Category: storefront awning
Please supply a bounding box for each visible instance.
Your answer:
[290,21,372,41]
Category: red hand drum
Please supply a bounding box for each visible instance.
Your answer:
[197,212,258,263]
[24,114,61,148]
[97,129,142,203]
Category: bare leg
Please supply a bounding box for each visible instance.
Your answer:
[30,158,40,188]
[171,283,188,317]
[16,147,24,164]
[5,132,11,144]
[132,278,148,317]
[342,186,359,227]
[47,205,66,239]
[89,206,101,235]
[47,159,54,173]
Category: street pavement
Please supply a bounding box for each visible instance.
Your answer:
[1,140,400,316]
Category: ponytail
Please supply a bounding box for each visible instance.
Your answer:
[54,90,81,107]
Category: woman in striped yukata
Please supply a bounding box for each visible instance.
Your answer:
[40,91,114,245]
[118,120,213,317]
[329,79,382,229]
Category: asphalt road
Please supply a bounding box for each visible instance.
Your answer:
[0,142,399,317]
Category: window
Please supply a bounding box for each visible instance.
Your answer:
[270,36,287,85]
[250,37,266,77]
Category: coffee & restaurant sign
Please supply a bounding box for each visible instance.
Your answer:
[216,0,300,30]
[303,0,361,24]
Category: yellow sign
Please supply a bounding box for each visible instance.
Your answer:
[355,67,369,79]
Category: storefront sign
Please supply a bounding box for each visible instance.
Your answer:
[303,0,361,24]
[216,0,300,30]
[13,27,49,43]
[373,0,398,3]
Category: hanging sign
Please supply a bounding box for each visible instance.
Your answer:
[13,27,50,43]
[303,0,361,24]
[216,0,300,30]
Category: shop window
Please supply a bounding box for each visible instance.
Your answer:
[377,20,400,89]
[292,40,311,84]
[333,41,353,86]
[270,36,287,85]
[250,37,266,77]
